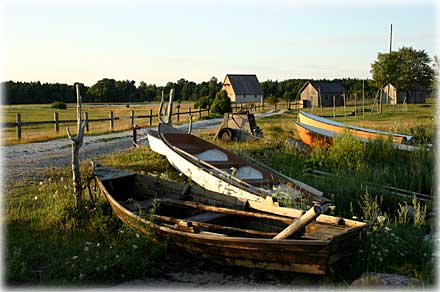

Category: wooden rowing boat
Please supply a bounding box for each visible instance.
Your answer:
[297,110,414,145]
[147,124,332,217]
[294,120,421,152]
[94,164,368,275]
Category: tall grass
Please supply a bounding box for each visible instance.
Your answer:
[5,148,171,285]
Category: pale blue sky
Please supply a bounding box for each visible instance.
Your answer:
[2,0,438,86]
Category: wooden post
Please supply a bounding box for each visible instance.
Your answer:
[199,107,202,118]
[354,93,357,118]
[84,112,89,132]
[177,105,180,122]
[343,92,347,120]
[66,83,86,210]
[318,87,323,116]
[188,107,192,121]
[273,205,321,240]
[54,112,59,133]
[274,100,277,110]
[132,125,137,146]
[109,111,114,131]
[333,96,336,119]
[362,80,365,118]
[16,113,22,141]
[131,110,135,127]
[149,109,153,126]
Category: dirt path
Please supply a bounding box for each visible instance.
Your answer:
[1,110,285,184]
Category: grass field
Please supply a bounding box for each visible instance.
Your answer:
[1,102,203,145]
[2,99,435,145]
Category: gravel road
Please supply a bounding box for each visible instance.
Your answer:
[1,110,284,184]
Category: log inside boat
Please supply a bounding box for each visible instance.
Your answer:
[93,164,368,275]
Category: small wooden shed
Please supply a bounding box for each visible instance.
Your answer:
[221,74,264,104]
[299,80,346,107]
[382,83,427,104]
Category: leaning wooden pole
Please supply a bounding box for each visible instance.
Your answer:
[66,83,86,210]
[273,205,321,240]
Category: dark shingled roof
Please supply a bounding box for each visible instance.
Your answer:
[307,80,346,94]
[226,74,264,95]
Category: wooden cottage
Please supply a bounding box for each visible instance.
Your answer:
[382,83,427,104]
[221,74,264,104]
[299,80,346,107]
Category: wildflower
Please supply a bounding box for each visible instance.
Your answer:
[60,177,64,182]
[72,256,79,260]
[116,254,119,259]
[84,247,89,252]
[34,196,38,200]
[377,216,386,224]
[385,226,391,232]
[48,178,52,183]
[136,233,140,238]
[119,229,125,234]
[85,241,92,245]
[109,245,113,249]
[96,243,101,247]
[352,216,358,219]
[132,244,138,249]
[39,181,43,185]
[79,273,85,280]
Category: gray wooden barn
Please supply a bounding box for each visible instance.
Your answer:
[299,80,346,107]
[382,83,427,104]
[221,74,264,104]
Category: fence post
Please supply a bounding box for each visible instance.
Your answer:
[16,113,22,141]
[109,111,114,132]
[274,101,277,110]
[54,112,59,133]
[177,105,180,122]
[188,107,191,121]
[132,125,137,146]
[149,109,153,126]
[131,110,135,127]
[199,107,201,118]
[84,112,89,132]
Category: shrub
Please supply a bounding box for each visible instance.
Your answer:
[265,95,278,105]
[210,90,232,114]
[194,96,213,109]
[50,101,67,110]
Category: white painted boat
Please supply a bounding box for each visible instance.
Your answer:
[148,123,332,217]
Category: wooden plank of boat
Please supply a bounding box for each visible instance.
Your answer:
[297,110,413,144]
[94,165,368,275]
[156,122,332,210]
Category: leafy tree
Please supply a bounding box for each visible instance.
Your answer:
[371,47,434,91]
[210,90,231,114]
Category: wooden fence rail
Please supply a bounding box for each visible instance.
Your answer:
[3,108,210,141]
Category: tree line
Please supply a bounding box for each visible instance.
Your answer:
[2,77,380,105]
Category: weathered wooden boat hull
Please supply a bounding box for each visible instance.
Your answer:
[154,123,331,209]
[297,110,413,144]
[94,166,367,275]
